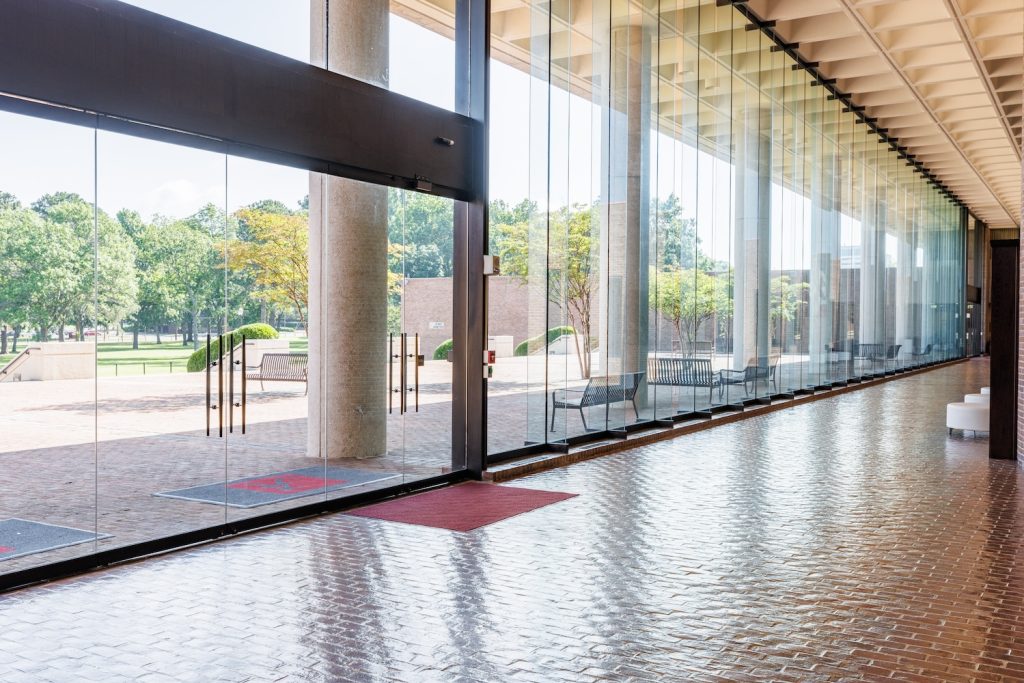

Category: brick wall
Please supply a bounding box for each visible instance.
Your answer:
[403,276,533,359]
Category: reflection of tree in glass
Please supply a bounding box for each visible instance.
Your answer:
[769,275,809,347]
[650,268,732,355]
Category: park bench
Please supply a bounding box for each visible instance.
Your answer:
[246,353,308,394]
[719,355,781,396]
[550,371,644,431]
[647,357,722,402]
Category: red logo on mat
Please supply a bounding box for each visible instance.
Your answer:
[227,474,345,495]
[0,546,13,554]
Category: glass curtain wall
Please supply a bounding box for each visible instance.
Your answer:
[485,0,967,456]
[0,0,470,577]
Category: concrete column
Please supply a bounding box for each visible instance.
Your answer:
[732,107,771,370]
[858,197,887,345]
[308,0,389,460]
[809,150,840,380]
[919,200,940,353]
[893,215,916,355]
[600,24,650,381]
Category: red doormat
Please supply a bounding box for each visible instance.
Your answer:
[346,482,577,532]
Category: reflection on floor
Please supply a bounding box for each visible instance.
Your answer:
[0,359,1010,682]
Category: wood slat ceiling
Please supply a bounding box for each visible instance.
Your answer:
[393,0,1022,227]
[747,0,1022,227]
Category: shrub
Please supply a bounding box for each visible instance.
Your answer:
[433,338,454,361]
[186,323,279,372]
[513,326,576,357]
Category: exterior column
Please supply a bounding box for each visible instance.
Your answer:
[858,197,886,346]
[809,150,840,382]
[308,0,389,460]
[600,24,651,382]
[732,107,771,371]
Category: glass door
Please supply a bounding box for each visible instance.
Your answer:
[0,111,100,573]
[223,157,321,521]
[95,129,231,548]
[390,187,455,482]
[222,175,457,524]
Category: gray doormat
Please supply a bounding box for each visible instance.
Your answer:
[0,519,111,562]
[154,466,400,508]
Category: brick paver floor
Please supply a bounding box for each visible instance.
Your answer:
[1,358,1016,682]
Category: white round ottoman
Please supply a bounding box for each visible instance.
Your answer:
[946,402,989,436]
[964,393,989,404]
[981,387,990,395]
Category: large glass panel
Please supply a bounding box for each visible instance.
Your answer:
[483,0,970,461]
[96,131,230,545]
[388,186,458,479]
[486,4,535,456]
[224,157,322,521]
[0,111,100,572]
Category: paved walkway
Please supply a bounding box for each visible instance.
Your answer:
[3,359,1019,682]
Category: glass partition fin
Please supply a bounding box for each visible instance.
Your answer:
[485,0,969,460]
[0,111,99,573]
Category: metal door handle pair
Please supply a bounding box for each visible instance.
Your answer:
[389,332,421,414]
[206,333,247,437]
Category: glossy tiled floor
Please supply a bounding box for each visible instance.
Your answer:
[2,359,1018,682]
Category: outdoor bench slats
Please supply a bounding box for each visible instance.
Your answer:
[246,353,308,393]
[647,357,722,402]
[550,371,644,431]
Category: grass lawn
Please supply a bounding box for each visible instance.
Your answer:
[96,341,195,364]
[96,341,193,377]
[2,337,308,377]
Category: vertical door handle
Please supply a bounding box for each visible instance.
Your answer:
[400,333,408,414]
[240,335,246,434]
[205,333,211,437]
[217,334,224,438]
[389,333,395,414]
[412,333,420,412]
[229,335,235,434]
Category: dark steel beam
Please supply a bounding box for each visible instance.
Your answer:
[0,0,481,201]
[454,0,489,477]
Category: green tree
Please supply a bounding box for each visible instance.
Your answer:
[493,204,596,377]
[0,192,21,212]
[388,190,454,278]
[126,221,188,348]
[650,267,732,354]
[0,206,46,352]
[226,209,309,328]
[770,275,808,346]
[653,194,701,270]
[23,193,137,342]
[116,209,147,239]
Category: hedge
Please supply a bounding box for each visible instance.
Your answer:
[186,323,279,372]
[513,326,576,357]
[433,338,454,361]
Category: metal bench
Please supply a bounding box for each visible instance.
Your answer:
[550,372,644,431]
[720,355,781,396]
[647,357,722,402]
[246,353,308,393]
